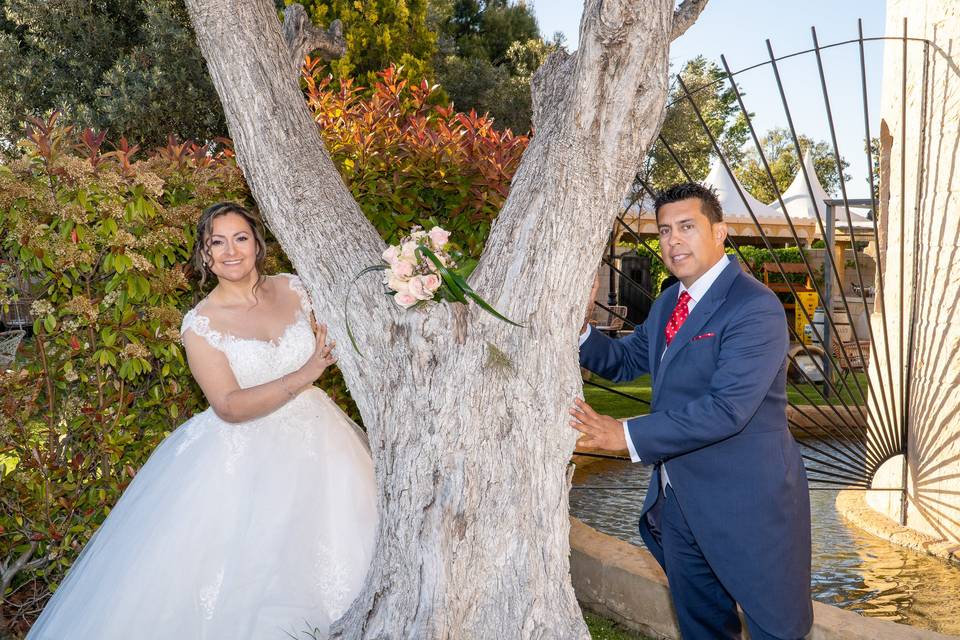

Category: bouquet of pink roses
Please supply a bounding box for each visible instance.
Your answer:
[346,225,521,353]
[381,226,453,308]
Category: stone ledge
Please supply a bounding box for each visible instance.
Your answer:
[569,517,960,640]
[835,489,960,566]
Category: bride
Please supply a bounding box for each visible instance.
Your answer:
[27,202,377,639]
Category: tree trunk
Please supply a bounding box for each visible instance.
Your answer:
[182,1,703,637]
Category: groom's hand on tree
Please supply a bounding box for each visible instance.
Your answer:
[569,398,627,452]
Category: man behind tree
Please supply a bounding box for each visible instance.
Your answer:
[571,183,812,640]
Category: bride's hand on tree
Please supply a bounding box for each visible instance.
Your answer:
[300,323,337,381]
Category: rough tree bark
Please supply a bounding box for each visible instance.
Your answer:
[182,1,707,637]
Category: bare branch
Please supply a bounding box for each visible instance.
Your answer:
[282,4,345,76]
[0,542,40,595]
[671,0,709,41]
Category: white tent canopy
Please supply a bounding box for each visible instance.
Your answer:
[614,154,872,242]
[703,157,782,221]
[702,158,817,243]
[769,150,873,233]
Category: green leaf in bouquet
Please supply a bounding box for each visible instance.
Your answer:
[416,246,467,304]
[417,246,523,327]
[344,264,389,356]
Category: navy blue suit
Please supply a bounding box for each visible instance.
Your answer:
[580,257,812,639]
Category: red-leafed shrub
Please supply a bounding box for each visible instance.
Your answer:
[304,62,529,258]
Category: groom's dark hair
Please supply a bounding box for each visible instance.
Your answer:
[654,183,723,224]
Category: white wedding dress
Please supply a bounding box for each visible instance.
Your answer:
[27,274,377,640]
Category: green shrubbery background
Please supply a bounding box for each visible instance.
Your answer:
[0,59,528,631]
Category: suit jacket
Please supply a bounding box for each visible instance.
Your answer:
[579,256,813,638]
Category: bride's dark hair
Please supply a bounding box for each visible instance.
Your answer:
[191,202,268,291]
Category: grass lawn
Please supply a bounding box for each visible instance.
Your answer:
[584,611,651,639]
[583,373,869,419]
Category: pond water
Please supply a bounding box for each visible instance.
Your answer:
[569,453,960,636]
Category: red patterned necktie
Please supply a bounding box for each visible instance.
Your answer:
[664,290,692,346]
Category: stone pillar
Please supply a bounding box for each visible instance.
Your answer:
[868,0,960,545]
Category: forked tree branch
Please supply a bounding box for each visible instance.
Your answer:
[282,4,345,76]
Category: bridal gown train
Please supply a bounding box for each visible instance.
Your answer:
[27,274,377,640]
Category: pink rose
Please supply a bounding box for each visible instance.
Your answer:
[394,292,418,309]
[392,260,414,278]
[382,245,400,263]
[428,227,451,249]
[423,274,442,293]
[408,275,434,301]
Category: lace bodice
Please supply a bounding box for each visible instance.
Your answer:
[179,274,316,388]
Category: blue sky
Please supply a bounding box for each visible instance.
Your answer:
[527,0,891,199]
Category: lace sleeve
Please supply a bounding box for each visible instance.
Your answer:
[180,307,225,351]
[283,274,314,316]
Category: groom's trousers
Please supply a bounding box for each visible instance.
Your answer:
[660,485,803,640]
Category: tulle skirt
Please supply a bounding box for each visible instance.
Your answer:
[27,387,377,640]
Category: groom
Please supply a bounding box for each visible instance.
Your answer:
[572,183,812,640]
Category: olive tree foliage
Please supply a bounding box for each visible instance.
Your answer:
[182,0,708,637]
[638,55,749,192]
[0,0,225,149]
[737,126,851,202]
[433,0,563,133]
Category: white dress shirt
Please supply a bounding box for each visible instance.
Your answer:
[580,255,731,488]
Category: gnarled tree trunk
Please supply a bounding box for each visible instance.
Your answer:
[182,1,706,637]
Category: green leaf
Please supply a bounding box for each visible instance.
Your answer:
[455,258,479,280]
[418,246,524,328]
[344,264,388,356]
[416,246,466,304]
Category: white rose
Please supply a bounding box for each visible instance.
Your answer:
[392,260,414,278]
[382,245,400,263]
[423,274,442,293]
[428,227,451,249]
[400,241,418,261]
[387,274,410,294]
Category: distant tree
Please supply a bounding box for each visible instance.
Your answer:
[736,127,850,202]
[433,0,555,133]
[639,56,749,192]
[290,0,437,84]
[0,0,225,148]
[458,0,538,63]
[868,135,880,200]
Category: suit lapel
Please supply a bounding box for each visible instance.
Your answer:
[652,259,741,403]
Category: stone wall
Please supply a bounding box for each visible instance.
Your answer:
[867,1,960,545]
